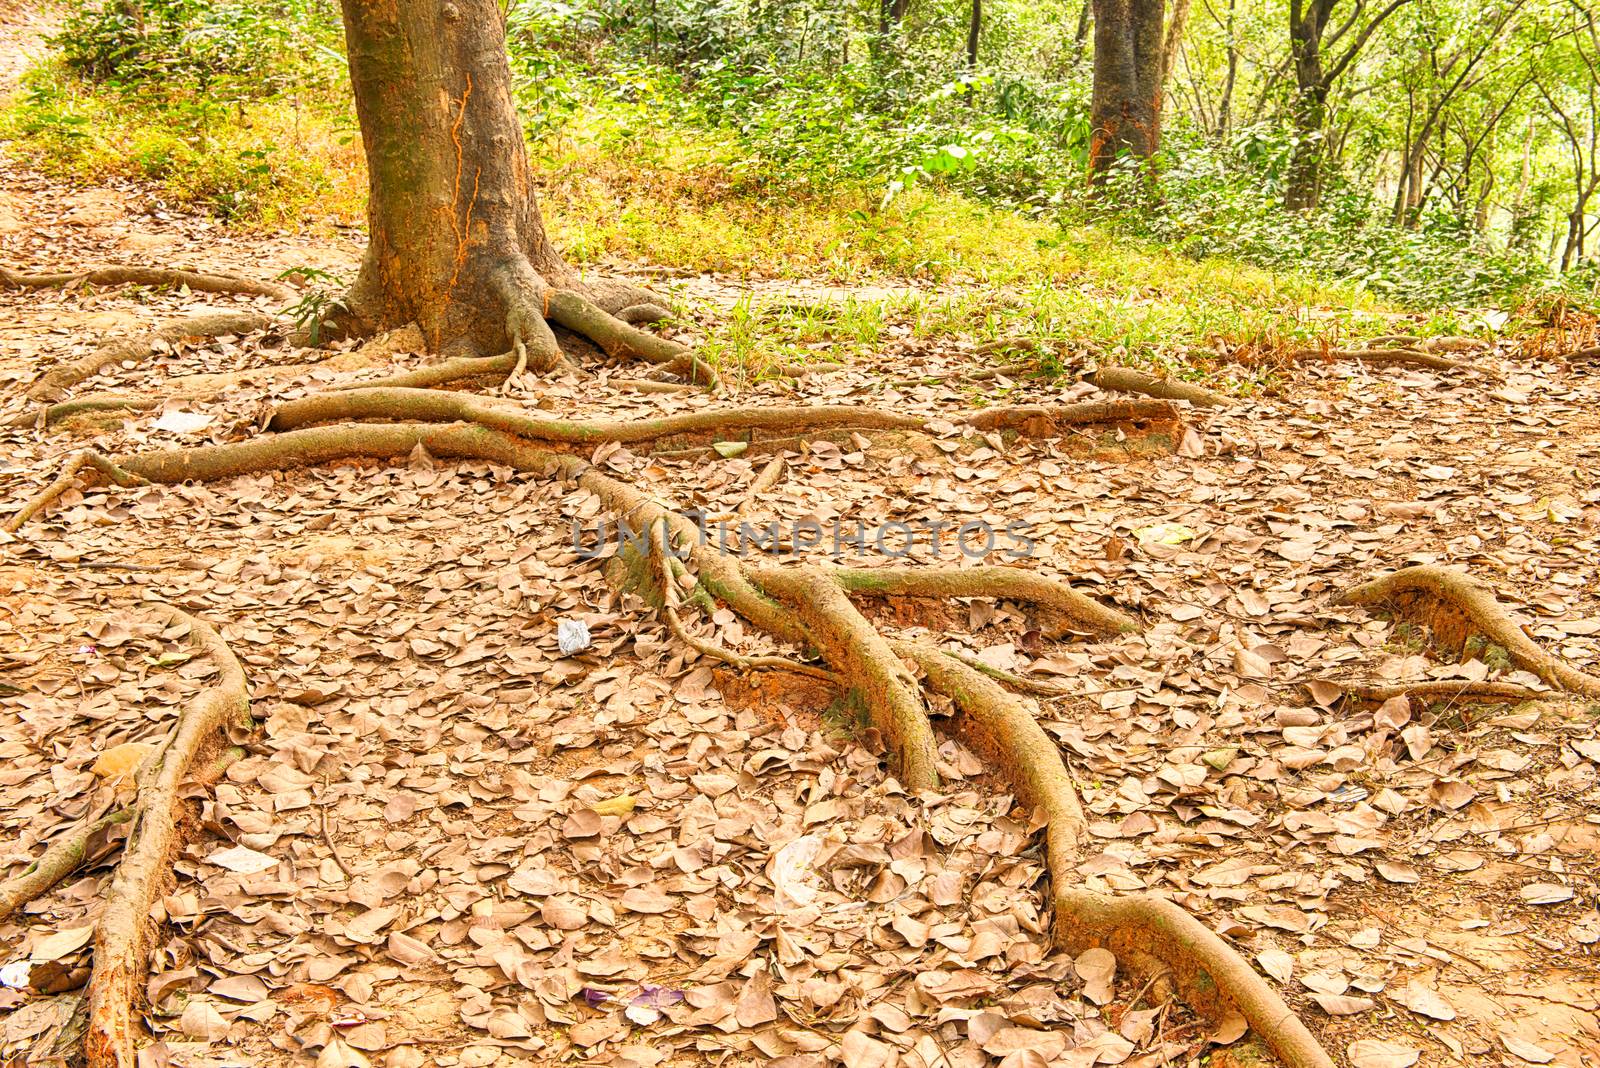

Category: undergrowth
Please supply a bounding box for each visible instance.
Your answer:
[0,0,1549,377]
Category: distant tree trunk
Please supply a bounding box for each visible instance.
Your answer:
[1076,0,1093,55]
[1160,0,1191,86]
[1088,0,1165,181]
[966,0,982,69]
[1285,0,1412,211]
[1285,0,1332,211]
[879,0,910,36]
[1508,114,1536,248]
[336,0,642,361]
[1216,0,1238,134]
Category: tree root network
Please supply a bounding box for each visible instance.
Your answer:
[3,386,1340,1068]
[0,605,250,1068]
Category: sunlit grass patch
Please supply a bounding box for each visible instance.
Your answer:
[1,61,364,230]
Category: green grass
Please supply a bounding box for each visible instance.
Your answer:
[0,63,364,228]
[1,56,1493,386]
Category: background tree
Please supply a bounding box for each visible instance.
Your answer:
[1088,0,1166,179]
[1284,0,1412,210]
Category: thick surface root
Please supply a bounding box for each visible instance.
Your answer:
[1338,564,1600,696]
[4,394,164,430]
[85,606,249,1068]
[0,264,294,301]
[3,452,149,533]
[1085,365,1231,407]
[0,608,249,1067]
[1331,678,1549,703]
[829,564,1139,636]
[25,311,274,402]
[2,401,1331,1063]
[266,386,1179,449]
[915,651,1333,1068]
[0,810,133,923]
[1279,346,1489,375]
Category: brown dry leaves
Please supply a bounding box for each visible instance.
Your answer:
[3,165,1600,1066]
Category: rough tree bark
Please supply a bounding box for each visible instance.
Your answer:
[1088,0,1166,180]
[335,0,647,368]
[1285,0,1411,211]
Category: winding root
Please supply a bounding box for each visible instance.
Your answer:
[1329,678,1549,703]
[648,520,836,683]
[545,290,719,386]
[0,398,1331,1063]
[0,608,248,1068]
[85,606,250,1068]
[1338,565,1600,697]
[26,311,274,402]
[0,264,294,302]
[829,564,1139,636]
[4,394,164,430]
[1279,346,1488,374]
[911,650,1334,1068]
[266,386,1179,450]
[0,809,133,923]
[3,451,149,533]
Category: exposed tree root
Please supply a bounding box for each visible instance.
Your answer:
[1329,678,1549,703]
[913,650,1334,1068]
[3,394,163,430]
[0,809,134,924]
[0,609,248,1067]
[84,606,249,1068]
[1,411,1331,1064]
[1084,366,1231,407]
[648,520,837,684]
[26,311,275,402]
[1338,565,1600,697]
[265,386,1179,451]
[545,290,720,386]
[733,457,785,517]
[0,264,295,302]
[828,564,1139,636]
[1278,346,1489,374]
[3,451,149,533]
[955,339,1231,406]
[615,302,673,325]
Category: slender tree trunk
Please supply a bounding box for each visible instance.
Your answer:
[1088,0,1165,181]
[1509,114,1535,248]
[1160,0,1191,87]
[1216,0,1237,135]
[967,0,981,69]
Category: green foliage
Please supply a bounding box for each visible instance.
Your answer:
[54,0,342,91]
[1090,123,1568,306]
[17,0,1598,310]
[0,63,357,227]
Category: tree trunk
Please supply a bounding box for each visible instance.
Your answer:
[336,0,638,364]
[1088,0,1165,180]
[1160,0,1191,88]
[966,0,982,69]
[1285,0,1330,211]
[1216,0,1237,134]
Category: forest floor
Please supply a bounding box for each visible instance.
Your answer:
[3,8,1600,1068]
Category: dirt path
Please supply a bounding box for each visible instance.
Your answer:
[3,9,1600,1068]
